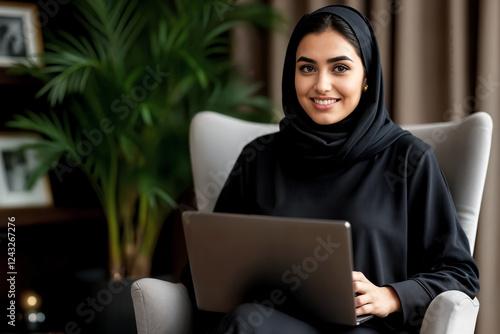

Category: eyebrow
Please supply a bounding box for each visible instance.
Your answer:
[296,56,354,64]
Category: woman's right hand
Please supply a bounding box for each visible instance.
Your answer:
[352,271,402,318]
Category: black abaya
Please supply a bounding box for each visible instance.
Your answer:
[181,5,479,334]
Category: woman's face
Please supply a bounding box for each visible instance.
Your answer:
[295,28,366,125]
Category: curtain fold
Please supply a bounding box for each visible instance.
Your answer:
[474,1,500,333]
[261,0,499,332]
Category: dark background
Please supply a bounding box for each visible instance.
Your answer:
[0,1,181,333]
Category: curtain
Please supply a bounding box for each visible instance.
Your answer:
[235,0,499,332]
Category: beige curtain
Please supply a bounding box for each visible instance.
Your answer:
[237,0,500,332]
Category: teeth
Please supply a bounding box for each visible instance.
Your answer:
[314,99,337,105]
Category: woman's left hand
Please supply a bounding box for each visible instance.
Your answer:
[352,271,402,318]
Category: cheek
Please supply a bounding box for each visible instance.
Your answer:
[294,73,310,99]
[337,80,362,101]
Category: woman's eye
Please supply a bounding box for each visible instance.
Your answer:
[334,65,349,73]
[299,65,315,73]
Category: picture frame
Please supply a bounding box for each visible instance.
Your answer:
[0,1,43,67]
[0,132,53,208]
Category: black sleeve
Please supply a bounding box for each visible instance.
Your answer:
[213,142,255,214]
[387,148,480,328]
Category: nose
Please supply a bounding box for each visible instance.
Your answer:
[314,72,331,94]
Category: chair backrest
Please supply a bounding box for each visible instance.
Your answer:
[189,111,279,213]
[189,111,493,255]
[400,112,492,254]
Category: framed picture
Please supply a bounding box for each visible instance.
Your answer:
[0,1,43,67]
[0,133,53,208]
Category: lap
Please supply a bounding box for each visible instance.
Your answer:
[202,303,381,334]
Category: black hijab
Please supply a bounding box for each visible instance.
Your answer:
[279,5,409,171]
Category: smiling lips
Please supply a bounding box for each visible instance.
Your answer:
[311,98,340,109]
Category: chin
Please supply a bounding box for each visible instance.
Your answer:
[309,113,346,125]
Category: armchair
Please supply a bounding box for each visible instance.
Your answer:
[131,111,492,334]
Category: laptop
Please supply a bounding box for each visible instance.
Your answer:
[182,211,374,326]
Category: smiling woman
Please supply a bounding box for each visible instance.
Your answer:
[294,28,366,125]
[180,4,480,334]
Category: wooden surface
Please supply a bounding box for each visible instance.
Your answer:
[0,206,104,227]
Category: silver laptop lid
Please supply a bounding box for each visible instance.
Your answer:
[182,211,365,326]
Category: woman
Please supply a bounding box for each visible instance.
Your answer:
[182,5,479,333]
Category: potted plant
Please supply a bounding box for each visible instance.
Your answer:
[9,0,281,279]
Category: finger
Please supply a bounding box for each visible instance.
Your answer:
[355,293,370,308]
[352,271,367,282]
[355,303,373,317]
[353,281,371,294]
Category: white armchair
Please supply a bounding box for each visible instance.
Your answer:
[131,111,492,334]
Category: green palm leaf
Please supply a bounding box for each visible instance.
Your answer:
[7,0,283,278]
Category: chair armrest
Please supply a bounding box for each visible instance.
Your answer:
[131,278,193,334]
[420,290,479,334]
